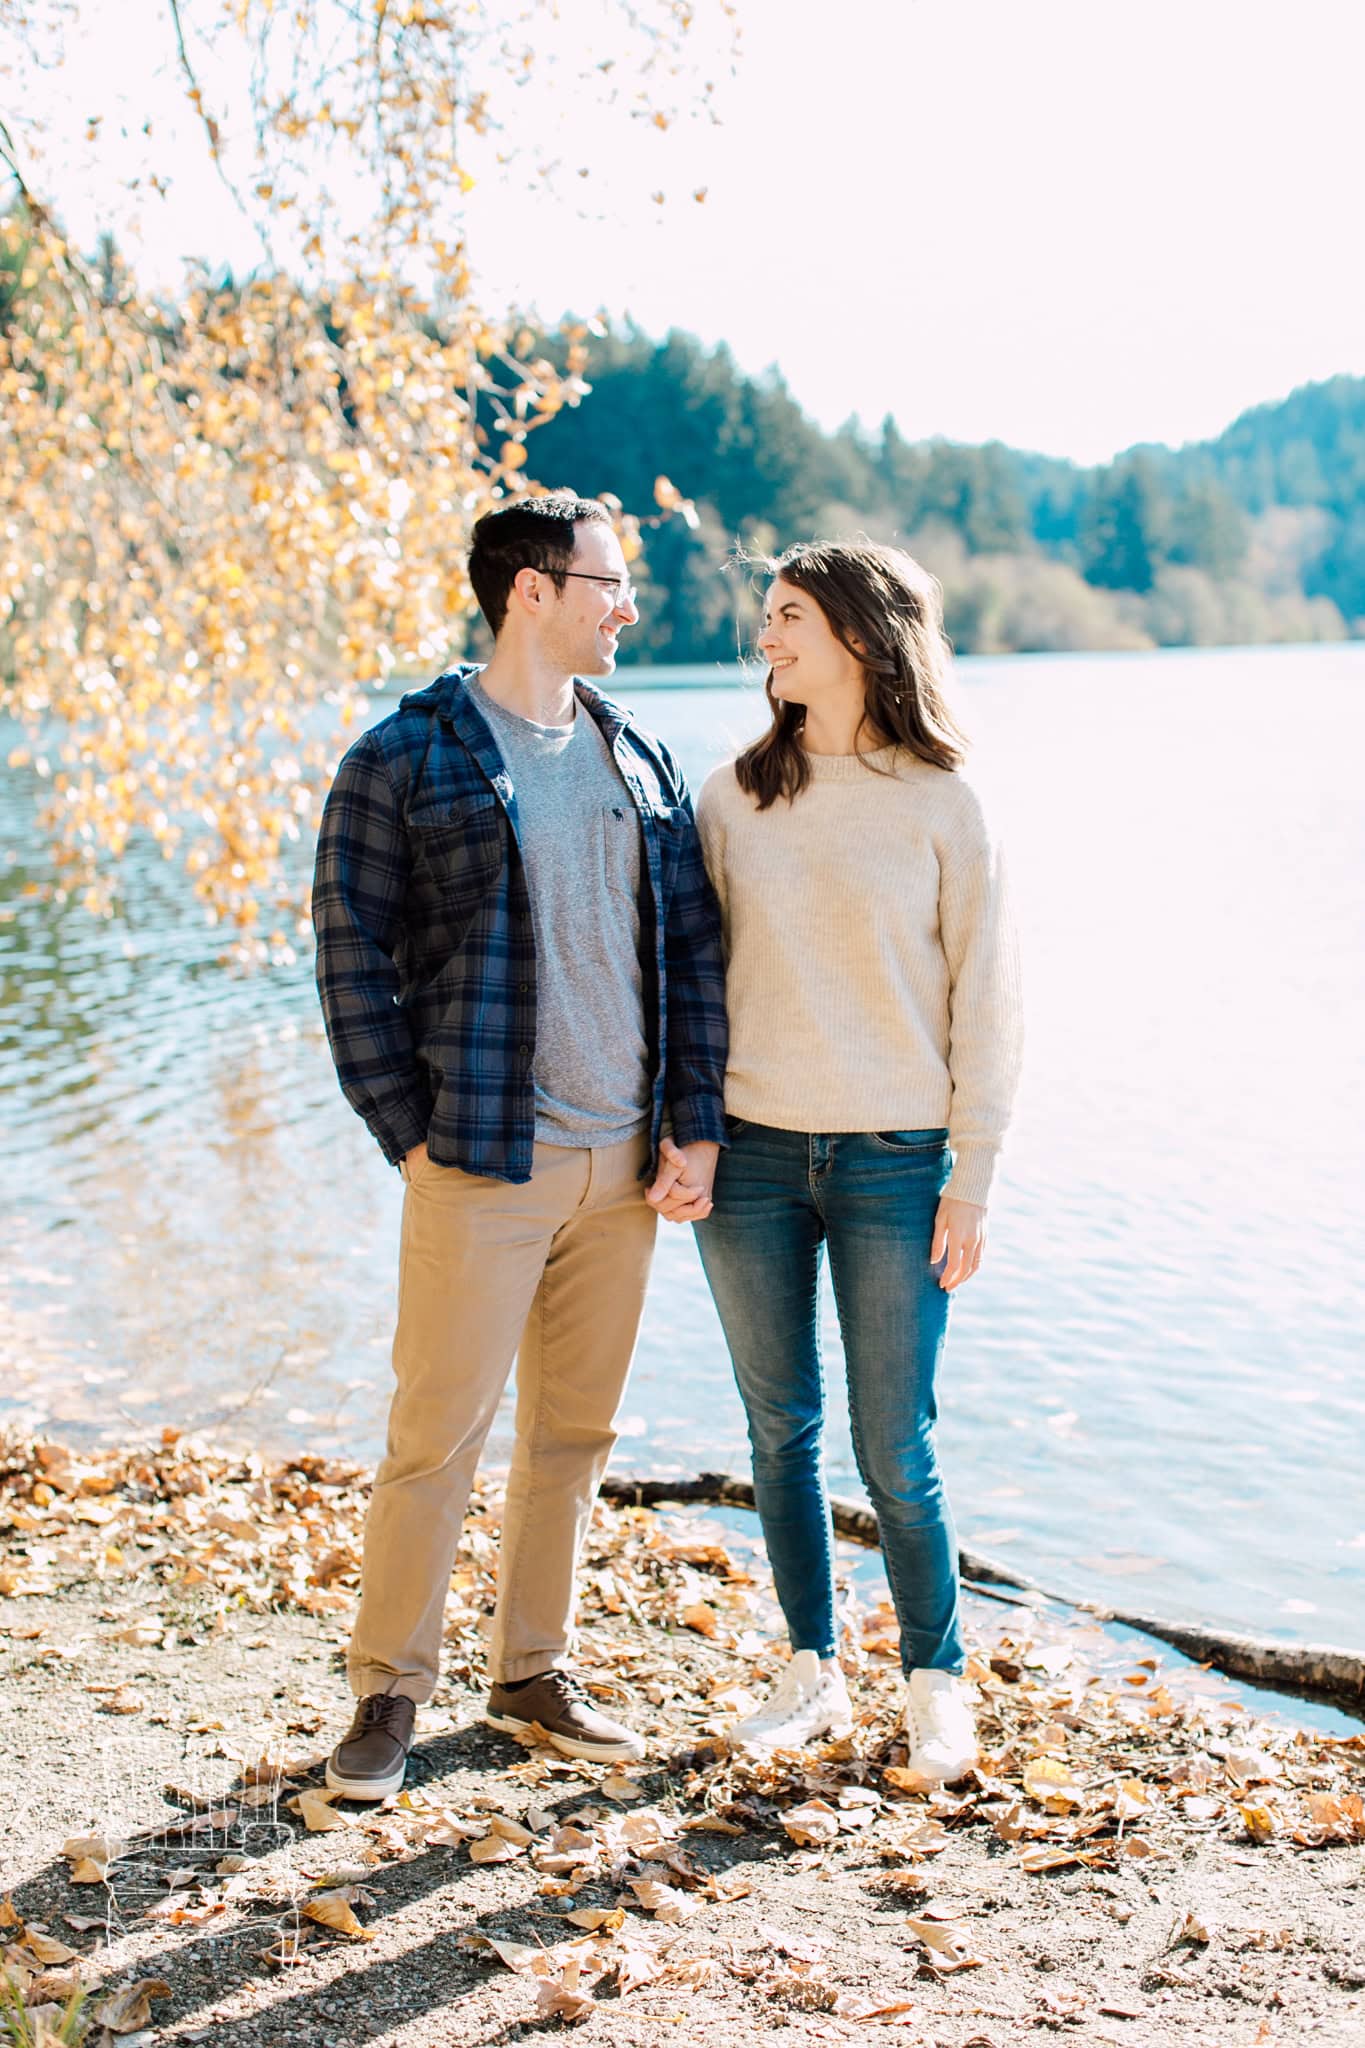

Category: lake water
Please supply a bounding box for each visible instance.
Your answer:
[2,644,1363,1652]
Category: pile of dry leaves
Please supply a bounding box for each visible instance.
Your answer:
[1,1428,1362,2042]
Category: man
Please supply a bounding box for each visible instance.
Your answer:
[312,495,726,1797]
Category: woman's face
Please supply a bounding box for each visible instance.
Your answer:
[756,576,866,712]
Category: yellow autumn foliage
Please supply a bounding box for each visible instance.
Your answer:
[0,0,737,951]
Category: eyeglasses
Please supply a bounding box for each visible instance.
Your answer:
[557,570,637,610]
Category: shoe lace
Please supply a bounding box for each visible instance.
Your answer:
[538,1670,593,1709]
[359,1693,411,1730]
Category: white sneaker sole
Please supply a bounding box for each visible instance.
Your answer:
[324,1754,408,1801]
[484,1708,645,1764]
[730,1709,855,1754]
[904,1747,977,1785]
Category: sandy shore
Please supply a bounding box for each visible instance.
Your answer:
[2,1431,1362,2047]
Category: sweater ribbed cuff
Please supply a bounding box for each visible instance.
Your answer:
[944,1141,998,1208]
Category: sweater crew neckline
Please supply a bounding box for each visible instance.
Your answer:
[801,743,904,781]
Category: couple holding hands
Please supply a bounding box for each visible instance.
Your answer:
[312,493,1022,1802]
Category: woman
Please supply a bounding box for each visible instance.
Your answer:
[689,540,1022,1779]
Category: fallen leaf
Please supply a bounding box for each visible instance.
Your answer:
[1225,1748,1282,1787]
[461,1931,545,1973]
[470,1832,523,1864]
[93,1977,172,2032]
[98,1685,146,1716]
[872,1868,932,1900]
[614,1942,664,1993]
[424,1814,487,1846]
[990,1800,1028,1844]
[293,1787,350,1832]
[629,1876,698,1922]
[1171,1908,1213,1946]
[68,1858,108,1884]
[601,1772,645,1802]
[1236,1802,1285,1851]
[781,1799,841,1847]
[488,1812,536,1845]
[619,1807,677,1851]
[239,1783,281,1809]
[1037,1982,1089,2021]
[682,1813,745,1836]
[145,1893,226,1924]
[0,1896,20,1929]
[62,1834,120,1866]
[1113,1778,1155,1821]
[26,1968,85,2004]
[534,1966,597,2023]
[565,1907,626,1931]
[905,1917,984,1972]
[1017,1845,1084,1875]
[663,1955,720,1987]
[23,1931,79,1965]
[883,1765,938,1796]
[302,1894,375,1940]
[264,1932,308,1967]
[114,1621,163,1646]
[883,1816,951,1859]
[310,1862,370,1887]
[1022,1758,1083,1811]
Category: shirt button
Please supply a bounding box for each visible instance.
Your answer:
[518,1043,531,1056]
[519,982,530,993]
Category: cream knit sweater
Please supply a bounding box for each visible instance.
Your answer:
[696,746,1023,1207]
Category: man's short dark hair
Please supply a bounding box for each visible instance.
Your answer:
[467,495,612,635]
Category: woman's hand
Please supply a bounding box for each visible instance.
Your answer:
[646,1136,718,1224]
[931,1196,987,1290]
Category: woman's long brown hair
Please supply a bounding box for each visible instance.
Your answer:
[735,541,969,810]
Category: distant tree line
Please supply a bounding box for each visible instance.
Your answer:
[523,328,1362,660]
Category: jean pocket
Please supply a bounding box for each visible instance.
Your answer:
[867,1128,949,1154]
[723,1114,750,1138]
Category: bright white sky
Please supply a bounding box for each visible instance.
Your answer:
[13,0,1365,463]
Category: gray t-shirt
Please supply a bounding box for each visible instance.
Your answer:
[468,676,650,1147]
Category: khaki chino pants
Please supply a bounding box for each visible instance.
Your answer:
[348,1132,657,1702]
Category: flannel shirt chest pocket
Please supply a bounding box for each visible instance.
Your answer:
[407,790,504,924]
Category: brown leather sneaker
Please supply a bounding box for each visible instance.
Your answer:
[486,1669,645,1763]
[325,1693,417,1800]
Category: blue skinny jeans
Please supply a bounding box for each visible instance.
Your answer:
[695,1121,965,1675]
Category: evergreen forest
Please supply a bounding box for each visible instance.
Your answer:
[524,329,1365,662]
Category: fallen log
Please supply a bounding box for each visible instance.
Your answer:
[599,1469,1365,1714]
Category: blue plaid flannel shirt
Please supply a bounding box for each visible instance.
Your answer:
[312,665,728,1183]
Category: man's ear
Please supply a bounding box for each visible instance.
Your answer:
[510,565,545,614]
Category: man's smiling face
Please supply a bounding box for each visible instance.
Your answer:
[541,520,639,677]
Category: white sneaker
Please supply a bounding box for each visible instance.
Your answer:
[728,1649,854,1751]
[903,1668,977,1783]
